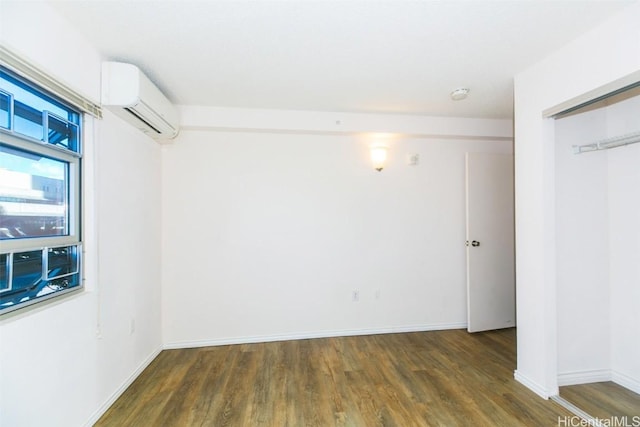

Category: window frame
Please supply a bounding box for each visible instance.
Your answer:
[1,67,84,315]
[1,132,82,250]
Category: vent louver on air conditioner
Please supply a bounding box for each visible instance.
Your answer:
[101,61,179,141]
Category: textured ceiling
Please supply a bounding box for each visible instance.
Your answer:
[48,0,635,118]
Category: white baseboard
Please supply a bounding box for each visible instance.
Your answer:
[84,345,162,427]
[514,370,553,399]
[163,322,468,350]
[557,369,612,386]
[612,370,640,395]
[556,369,640,395]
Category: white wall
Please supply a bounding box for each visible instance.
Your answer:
[514,1,640,398]
[161,115,512,347]
[0,3,163,426]
[554,107,611,384]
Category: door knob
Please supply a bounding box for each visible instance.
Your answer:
[471,240,480,247]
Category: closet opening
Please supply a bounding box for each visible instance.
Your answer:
[548,77,640,422]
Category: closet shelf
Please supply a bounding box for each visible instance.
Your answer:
[573,130,640,154]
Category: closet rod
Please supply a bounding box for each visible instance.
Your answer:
[572,130,640,154]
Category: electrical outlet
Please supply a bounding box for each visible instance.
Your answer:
[352,290,360,302]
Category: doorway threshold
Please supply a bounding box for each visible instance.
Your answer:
[551,395,605,427]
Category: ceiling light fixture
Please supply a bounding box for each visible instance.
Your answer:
[450,87,470,101]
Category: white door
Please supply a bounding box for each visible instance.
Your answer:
[465,153,516,333]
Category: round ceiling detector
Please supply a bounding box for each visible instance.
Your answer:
[450,87,470,101]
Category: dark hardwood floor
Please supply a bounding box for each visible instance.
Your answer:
[560,381,640,420]
[95,328,571,426]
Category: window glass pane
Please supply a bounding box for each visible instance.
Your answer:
[45,270,80,295]
[0,144,69,239]
[0,249,44,311]
[0,69,80,152]
[47,246,79,279]
[47,113,79,152]
[13,100,44,141]
[0,90,9,129]
[0,71,68,121]
[12,249,42,286]
[0,246,81,312]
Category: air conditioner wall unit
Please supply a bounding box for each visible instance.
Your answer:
[101,61,179,141]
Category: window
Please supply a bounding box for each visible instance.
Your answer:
[0,66,82,314]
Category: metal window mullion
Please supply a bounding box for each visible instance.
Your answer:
[69,159,80,241]
[43,110,49,143]
[0,89,14,131]
[9,92,14,131]
[0,130,78,162]
[3,236,80,253]
[41,247,48,283]
[1,253,14,293]
[8,253,13,292]
[47,270,79,281]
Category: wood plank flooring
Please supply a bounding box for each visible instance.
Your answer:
[95,328,571,426]
[560,382,640,420]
